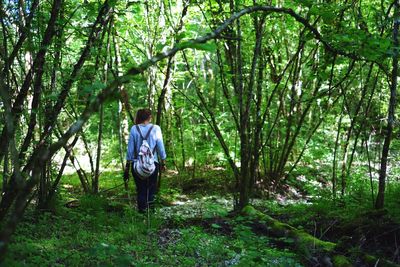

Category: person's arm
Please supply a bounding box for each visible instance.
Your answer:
[159,159,166,171]
[155,126,167,171]
[123,161,131,181]
[124,127,135,181]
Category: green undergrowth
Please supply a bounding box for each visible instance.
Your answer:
[254,180,400,265]
[2,170,302,267]
[3,168,399,266]
[3,199,302,266]
[256,179,400,229]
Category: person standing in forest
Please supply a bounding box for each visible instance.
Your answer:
[124,109,166,213]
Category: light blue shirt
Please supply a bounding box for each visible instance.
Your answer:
[126,123,166,163]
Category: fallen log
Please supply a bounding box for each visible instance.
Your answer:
[241,205,399,267]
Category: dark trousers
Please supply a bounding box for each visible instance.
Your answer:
[131,163,159,212]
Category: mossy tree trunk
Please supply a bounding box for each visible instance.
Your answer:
[241,205,399,267]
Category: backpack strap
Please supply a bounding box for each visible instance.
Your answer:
[144,125,154,140]
[145,125,156,155]
[135,125,144,139]
[135,124,154,141]
[134,125,155,158]
[134,125,143,159]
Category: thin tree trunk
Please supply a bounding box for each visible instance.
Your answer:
[1,0,40,76]
[333,101,344,199]
[249,17,266,199]
[375,2,399,209]
[0,0,58,163]
[156,3,188,125]
[41,0,112,142]
[339,64,374,196]
[0,0,62,219]
[94,16,112,194]
[45,135,80,206]
[177,111,186,170]
[65,146,90,193]
[2,147,8,194]
[181,52,239,179]
[93,103,104,194]
[112,33,127,170]
[191,117,197,179]
[365,137,375,207]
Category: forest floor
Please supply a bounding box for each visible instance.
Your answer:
[2,168,400,266]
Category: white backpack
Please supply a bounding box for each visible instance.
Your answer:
[133,125,156,179]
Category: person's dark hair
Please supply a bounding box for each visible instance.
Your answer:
[135,108,152,124]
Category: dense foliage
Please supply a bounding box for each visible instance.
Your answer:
[0,0,399,265]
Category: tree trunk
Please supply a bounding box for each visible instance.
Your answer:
[45,135,80,207]
[93,103,104,194]
[111,30,128,170]
[2,147,8,194]
[177,111,186,170]
[375,2,399,209]
[242,205,399,267]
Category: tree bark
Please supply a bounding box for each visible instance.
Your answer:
[0,0,63,219]
[375,2,399,209]
[93,103,104,194]
[242,205,399,267]
[45,134,80,207]
[18,0,63,160]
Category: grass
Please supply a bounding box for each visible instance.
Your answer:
[2,166,400,266]
[2,170,303,267]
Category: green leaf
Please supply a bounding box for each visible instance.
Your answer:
[211,223,222,229]
[296,0,313,7]
[190,42,217,52]
[155,43,167,52]
[176,32,188,41]
[81,80,106,95]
